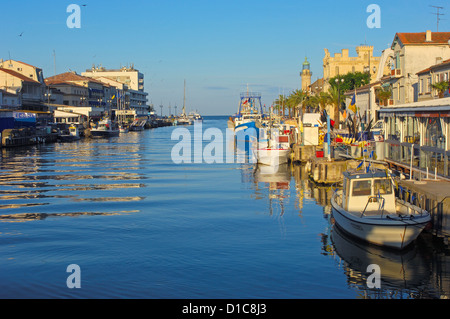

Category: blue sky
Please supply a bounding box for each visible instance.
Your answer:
[1,0,448,115]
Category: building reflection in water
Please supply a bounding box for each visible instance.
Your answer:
[0,133,147,217]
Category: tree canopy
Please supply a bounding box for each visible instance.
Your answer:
[329,72,370,93]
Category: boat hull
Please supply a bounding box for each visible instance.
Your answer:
[58,135,80,142]
[90,130,120,138]
[129,126,144,131]
[331,192,430,250]
[256,149,290,166]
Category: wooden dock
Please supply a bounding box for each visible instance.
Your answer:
[397,179,450,244]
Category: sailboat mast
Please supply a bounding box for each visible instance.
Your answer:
[183,79,186,116]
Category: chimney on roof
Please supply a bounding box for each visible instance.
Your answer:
[426,30,432,42]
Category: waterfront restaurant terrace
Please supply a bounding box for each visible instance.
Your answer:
[378,97,450,179]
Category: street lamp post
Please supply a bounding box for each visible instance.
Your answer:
[335,77,344,128]
[364,65,378,124]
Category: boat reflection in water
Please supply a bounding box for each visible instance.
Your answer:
[253,164,291,232]
[329,222,433,298]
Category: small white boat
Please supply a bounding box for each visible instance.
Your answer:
[90,118,120,138]
[188,111,203,122]
[59,125,80,142]
[331,168,431,250]
[255,126,290,166]
[177,116,192,125]
[256,148,290,166]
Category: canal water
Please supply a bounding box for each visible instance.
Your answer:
[0,116,449,299]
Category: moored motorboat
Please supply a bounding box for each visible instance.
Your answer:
[331,168,431,250]
[232,91,264,143]
[90,118,120,138]
[58,125,81,142]
[254,124,291,167]
[188,111,203,122]
[177,115,192,125]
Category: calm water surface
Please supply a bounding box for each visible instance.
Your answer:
[0,116,449,299]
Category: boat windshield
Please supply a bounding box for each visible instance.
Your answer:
[352,180,372,196]
[374,178,392,195]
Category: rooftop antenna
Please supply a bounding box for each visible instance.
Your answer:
[430,5,445,32]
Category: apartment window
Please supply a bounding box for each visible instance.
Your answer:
[420,79,424,94]
[444,73,449,81]
[395,52,400,69]
[427,78,431,93]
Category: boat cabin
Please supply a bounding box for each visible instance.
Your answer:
[69,125,79,137]
[342,169,396,215]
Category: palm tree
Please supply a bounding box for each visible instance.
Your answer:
[328,86,343,124]
[307,95,319,112]
[287,89,307,117]
[432,81,449,98]
[315,92,331,111]
[273,94,287,117]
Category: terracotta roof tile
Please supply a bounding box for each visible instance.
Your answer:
[44,72,105,85]
[0,68,41,83]
[416,58,450,75]
[396,32,450,45]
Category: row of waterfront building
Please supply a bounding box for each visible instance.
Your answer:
[0,60,151,129]
[298,30,450,179]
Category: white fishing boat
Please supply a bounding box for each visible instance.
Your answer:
[90,118,120,138]
[188,111,203,122]
[255,108,291,167]
[254,116,290,167]
[331,168,431,250]
[233,91,264,134]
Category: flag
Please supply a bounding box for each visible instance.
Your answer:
[349,94,356,113]
[243,98,249,105]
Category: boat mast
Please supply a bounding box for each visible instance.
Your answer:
[182,79,186,116]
